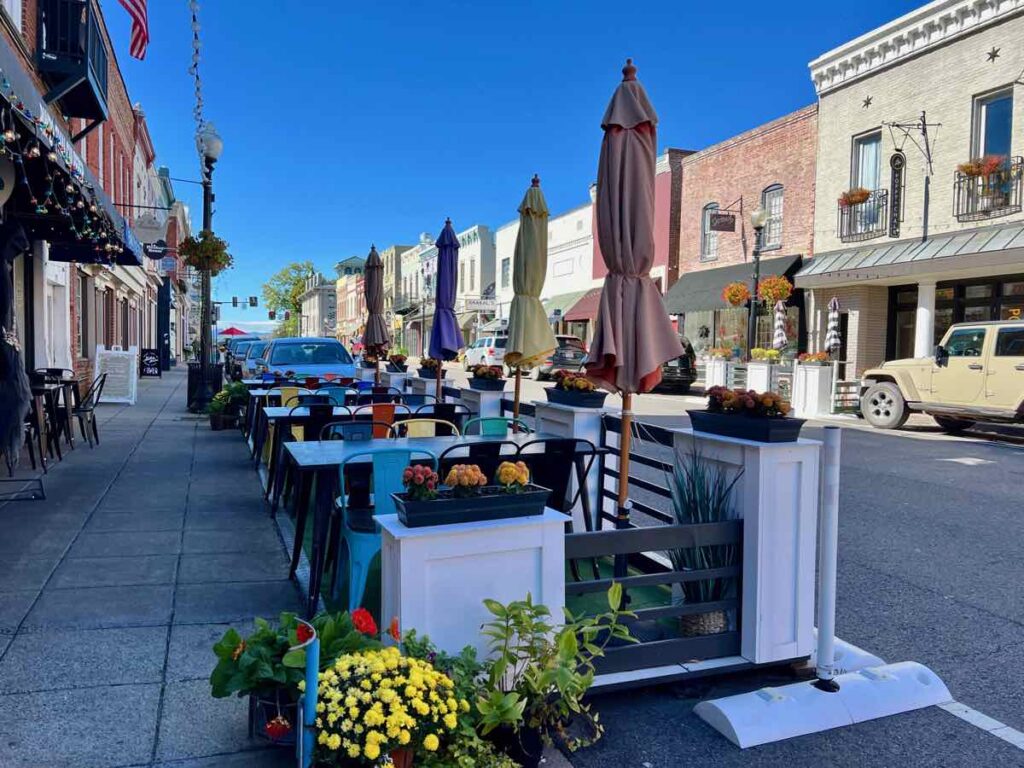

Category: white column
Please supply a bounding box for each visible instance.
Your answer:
[914,280,936,358]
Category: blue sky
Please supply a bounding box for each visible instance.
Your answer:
[104,0,920,330]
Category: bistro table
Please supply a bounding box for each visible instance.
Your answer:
[284,432,558,616]
[29,383,66,462]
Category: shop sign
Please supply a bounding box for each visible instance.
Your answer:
[464,298,496,311]
[709,212,736,232]
[889,151,905,238]
[139,348,161,377]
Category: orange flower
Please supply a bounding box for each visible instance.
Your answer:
[388,616,401,642]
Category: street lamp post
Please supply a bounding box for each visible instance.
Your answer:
[746,206,768,359]
[192,123,224,412]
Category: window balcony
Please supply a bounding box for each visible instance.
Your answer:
[837,189,888,243]
[953,157,1023,222]
[37,0,109,129]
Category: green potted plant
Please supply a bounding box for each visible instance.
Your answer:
[469,364,506,391]
[179,230,233,275]
[388,352,409,372]
[687,385,803,442]
[545,369,607,408]
[206,390,229,430]
[475,585,634,766]
[668,448,742,637]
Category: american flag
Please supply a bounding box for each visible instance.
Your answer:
[118,0,149,60]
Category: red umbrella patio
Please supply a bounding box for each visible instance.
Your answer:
[217,327,248,337]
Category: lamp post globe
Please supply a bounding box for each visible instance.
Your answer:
[746,207,768,359]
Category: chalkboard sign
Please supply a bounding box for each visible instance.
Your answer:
[140,348,161,378]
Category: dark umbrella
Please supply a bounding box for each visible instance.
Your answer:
[427,219,464,399]
[362,245,389,385]
[0,222,31,466]
[586,60,683,534]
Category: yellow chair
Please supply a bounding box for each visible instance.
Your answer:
[390,418,460,438]
[263,387,307,462]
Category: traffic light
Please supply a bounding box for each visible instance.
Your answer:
[284,310,291,321]
[268,310,276,320]
[249,296,258,307]
[232,296,239,307]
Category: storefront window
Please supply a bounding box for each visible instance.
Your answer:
[964,284,993,299]
[935,287,955,302]
[1002,281,1024,297]
[963,305,992,323]
[717,308,747,356]
[1002,304,1023,321]
[894,310,915,359]
[682,310,715,355]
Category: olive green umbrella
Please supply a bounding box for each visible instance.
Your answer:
[504,175,557,420]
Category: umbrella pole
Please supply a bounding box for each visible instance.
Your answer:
[513,368,522,426]
[614,393,633,578]
[435,363,442,402]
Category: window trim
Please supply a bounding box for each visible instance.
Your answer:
[700,203,720,262]
[761,184,784,251]
[971,86,1013,158]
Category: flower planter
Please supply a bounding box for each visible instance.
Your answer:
[386,363,408,373]
[687,410,804,443]
[418,367,445,379]
[248,688,298,746]
[392,484,550,528]
[489,724,544,768]
[469,378,506,392]
[209,413,225,431]
[545,387,607,408]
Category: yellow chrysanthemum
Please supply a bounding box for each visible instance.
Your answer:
[423,733,440,751]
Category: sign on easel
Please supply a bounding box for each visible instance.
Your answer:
[95,345,139,404]
[139,348,161,378]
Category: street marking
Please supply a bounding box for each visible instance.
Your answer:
[937,457,996,466]
[939,701,1024,751]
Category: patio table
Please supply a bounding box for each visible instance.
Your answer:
[30,383,66,462]
[284,432,571,616]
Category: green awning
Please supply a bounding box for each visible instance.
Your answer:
[542,290,591,320]
[664,255,802,314]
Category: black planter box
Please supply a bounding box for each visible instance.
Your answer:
[386,363,408,373]
[392,484,550,528]
[545,387,608,408]
[360,362,379,370]
[418,367,445,379]
[687,410,804,443]
[469,378,506,391]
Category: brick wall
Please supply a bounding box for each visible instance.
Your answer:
[807,285,889,377]
[678,105,818,276]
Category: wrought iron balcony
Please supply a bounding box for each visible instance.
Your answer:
[837,189,888,243]
[953,156,1023,222]
[37,0,109,131]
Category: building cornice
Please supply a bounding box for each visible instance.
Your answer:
[809,0,1024,95]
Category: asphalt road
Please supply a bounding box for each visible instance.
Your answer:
[440,362,1024,767]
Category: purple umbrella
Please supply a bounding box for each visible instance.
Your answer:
[427,218,464,398]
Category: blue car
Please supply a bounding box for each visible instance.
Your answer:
[255,337,357,379]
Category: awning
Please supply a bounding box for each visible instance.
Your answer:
[480,316,507,333]
[795,221,1024,288]
[543,289,590,321]
[563,287,602,322]
[664,254,802,314]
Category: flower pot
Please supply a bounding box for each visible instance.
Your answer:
[392,484,550,528]
[489,724,544,768]
[469,378,506,391]
[418,367,445,379]
[209,413,225,431]
[248,688,298,746]
[687,410,804,443]
[545,387,608,408]
[680,609,729,637]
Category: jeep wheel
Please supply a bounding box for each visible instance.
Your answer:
[861,382,909,429]
[932,415,976,433]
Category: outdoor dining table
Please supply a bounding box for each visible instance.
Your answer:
[30,382,72,462]
[283,431,593,616]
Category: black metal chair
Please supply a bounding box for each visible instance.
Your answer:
[285,393,333,407]
[71,374,106,448]
[414,402,471,435]
[272,403,338,515]
[400,393,438,408]
[355,386,404,406]
[438,440,521,481]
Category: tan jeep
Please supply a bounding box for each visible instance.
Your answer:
[859,321,1024,431]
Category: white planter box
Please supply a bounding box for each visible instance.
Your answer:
[381,371,409,392]
[460,386,505,418]
[356,366,378,382]
[533,400,606,531]
[705,358,729,388]
[746,362,773,392]
[410,376,438,398]
[380,510,566,657]
[792,363,834,418]
[673,429,820,665]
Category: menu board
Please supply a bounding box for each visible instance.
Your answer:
[95,345,139,405]
[139,348,161,378]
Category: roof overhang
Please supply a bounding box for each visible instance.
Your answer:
[665,254,802,314]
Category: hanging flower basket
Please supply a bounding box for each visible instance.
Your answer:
[838,187,871,207]
[721,281,751,307]
[179,230,233,275]
[957,155,1007,178]
[757,275,792,304]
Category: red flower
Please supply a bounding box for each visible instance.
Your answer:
[352,608,377,636]
[296,622,314,645]
[388,616,401,642]
[264,715,292,740]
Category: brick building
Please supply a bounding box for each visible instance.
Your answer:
[664,105,818,357]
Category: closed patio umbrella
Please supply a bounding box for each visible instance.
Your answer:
[363,245,389,385]
[0,222,31,466]
[505,175,557,420]
[772,300,788,351]
[824,297,842,353]
[586,59,683,530]
[428,219,464,399]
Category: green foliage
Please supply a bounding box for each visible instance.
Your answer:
[477,585,634,752]
[262,261,315,337]
[205,389,231,415]
[667,447,742,603]
[179,230,232,275]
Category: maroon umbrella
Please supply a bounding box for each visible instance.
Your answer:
[586,59,683,525]
[363,245,389,384]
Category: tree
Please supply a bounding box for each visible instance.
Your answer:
[262,261,315,337]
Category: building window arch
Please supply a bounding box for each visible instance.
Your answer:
[761,184,783,250]
[701,203,719,261]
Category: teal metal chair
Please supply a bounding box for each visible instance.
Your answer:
[319,385,356,406]
[329,447,438,611]
[463,416,532,436]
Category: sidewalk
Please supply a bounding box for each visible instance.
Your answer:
[0,368,298,768]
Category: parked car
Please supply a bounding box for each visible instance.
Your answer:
[463,335,507,369]
[240,340,269,378]
[531,335,588,380]
[225,340,253,379]
[254,337,357,379]
[859,320,1024,431]
[654,335,697,393]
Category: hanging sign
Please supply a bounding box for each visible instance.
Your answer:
[889,151,905,238]
[139,348,161,378]
[709,212,736,232]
